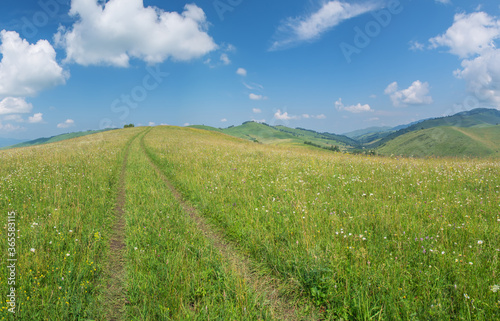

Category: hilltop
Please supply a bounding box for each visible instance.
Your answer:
[3,108,499,158]
[0,129,115,150]
[190,108,500,157]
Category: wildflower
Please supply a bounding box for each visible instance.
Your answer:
[477,240,484,245]
[464,293,470,299]
[30,248,35,253]
[66,253,70,257]
[490,285,500,293]
[441,251,445,255]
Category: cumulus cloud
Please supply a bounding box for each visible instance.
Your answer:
[57,119,75,128]
[429,12,500,58]
[274,110,325,120]
[0,97,33,115]
[252,108,262,114]
[274,109,300,120]
[335,98,373,113]
[55,0,217,67]
[454,49,500,106]
[0,30,68,97]
[430,12,500,106]
[249,93,267,100]
[384,81,433,107]
[220,118,227,122]
[28,113,43,123]
[236,67,247,76]
[435,0,451,4]
[270,0,383,50]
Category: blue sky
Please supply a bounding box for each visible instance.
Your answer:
[0,0,499,139]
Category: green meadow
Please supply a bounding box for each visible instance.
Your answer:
[1,126,499,320]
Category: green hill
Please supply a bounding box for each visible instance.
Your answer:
[343,126,392,139]
[188,125,223,132]
[192,121,352,151]
[1,129,116,150]
[369,108,500,149]
[377,126,500,157]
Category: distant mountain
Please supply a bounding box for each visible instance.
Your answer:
[377,126,500,157]
[368,108,500,149]
[343,126,392,139]
[0,138,26,148]
[188,108,500,157]
[1,129,116,150]
[189,122,355,151]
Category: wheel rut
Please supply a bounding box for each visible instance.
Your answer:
[139,133,317,320]
[102,133,141,321]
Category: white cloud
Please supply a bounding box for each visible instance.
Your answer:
[0,97,33,115]
[384,81,433,107]
[0,123,21,131]
[274,109,300,120]
[435,0,451,4]
[57,119,75,128]
[252,108,262,114]
[249,93,267,100]
[429,12,500,58]
[454,48,500,106]
[55,1,217,67]
[252,119,266,123]
[148,121,155,126]
[236,68,247,76]
[183,122,190,126]
[220,118,227,122]
[409,40,425,51]
[243,82,264,91]
[28,113,43,123]
[220,53,231,65]
[0,31,68,97]
[430,12,500,106]
[273,110,324,120]
[335,98,373,113]
[270,0,383,50]
[3,114,24,122]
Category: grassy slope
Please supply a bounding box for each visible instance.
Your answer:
[188,125,223,133]
[189,122,350,152]
[1,129,115,150]
[369,108,500,148]
[377,126,500,157]
[343,126,392,139]
[144,126,500,320]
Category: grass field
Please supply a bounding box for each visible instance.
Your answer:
[1,126,499,320]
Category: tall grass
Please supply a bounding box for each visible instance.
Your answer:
[124,132,272,319]
[144,126,500,319]
[0,128,142,319]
